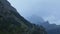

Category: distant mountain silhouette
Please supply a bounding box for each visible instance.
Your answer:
[27,15,60,34]
[41,21,60,30]
[27,15,45,25]
[48,26,60,34]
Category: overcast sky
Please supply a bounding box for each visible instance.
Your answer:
[8,0,60,25]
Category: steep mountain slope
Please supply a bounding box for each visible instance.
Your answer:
[0,0,47,34]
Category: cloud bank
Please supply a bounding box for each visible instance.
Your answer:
[8,0,60,25]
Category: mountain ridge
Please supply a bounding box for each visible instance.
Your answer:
[0,0,47,34]
[27,15,60,34]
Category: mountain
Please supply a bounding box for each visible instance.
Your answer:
[40,21,59,30]
[40,21,60,34]
[27,15,60,34]
[48,27,60,34]
[0,0,47,34]
[27,15,45,25]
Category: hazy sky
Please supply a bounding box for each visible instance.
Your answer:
[8,0,60,25]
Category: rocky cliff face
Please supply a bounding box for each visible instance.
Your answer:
[0,0,47,34]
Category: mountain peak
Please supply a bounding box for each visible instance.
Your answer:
[27,15,45,25]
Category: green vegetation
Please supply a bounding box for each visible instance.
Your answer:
[0,0,47,34]
[0,15,47,34]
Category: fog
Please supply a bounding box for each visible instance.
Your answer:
[8,0,60,25]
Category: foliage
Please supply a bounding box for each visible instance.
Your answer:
[0,0,47,34]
